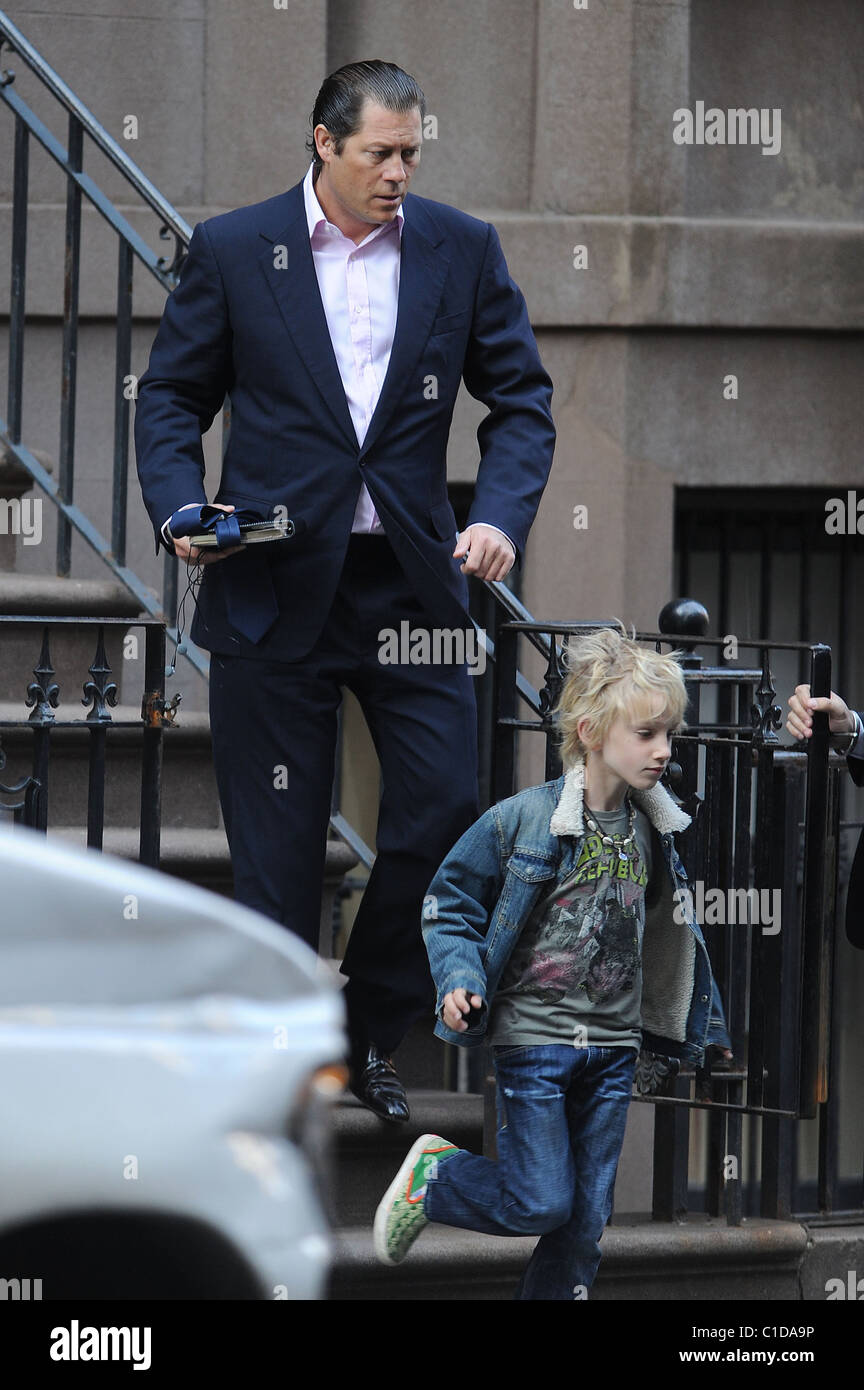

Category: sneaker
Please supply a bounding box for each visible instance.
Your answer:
[373,1132,459,1265]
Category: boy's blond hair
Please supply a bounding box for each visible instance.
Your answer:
[555,624,688,767]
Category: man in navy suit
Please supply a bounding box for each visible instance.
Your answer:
[136,60,556,1120]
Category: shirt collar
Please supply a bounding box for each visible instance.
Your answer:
[302,161,405,244]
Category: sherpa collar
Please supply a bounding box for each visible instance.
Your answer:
[548,758,691,838]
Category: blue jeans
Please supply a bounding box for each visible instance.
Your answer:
[424,1043,637,1300]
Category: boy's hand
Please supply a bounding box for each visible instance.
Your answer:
[442,989,485,1031]
[786,684,854,740]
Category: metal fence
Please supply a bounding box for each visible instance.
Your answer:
[0,617,174,866]
[0,9,199,669]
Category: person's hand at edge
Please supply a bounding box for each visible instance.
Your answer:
[786,683,855,740]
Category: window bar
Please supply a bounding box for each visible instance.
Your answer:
[837,535,849,700]
[796,513,811,689]
[759,514,773,640]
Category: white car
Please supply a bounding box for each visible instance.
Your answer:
[0,825,345,1300]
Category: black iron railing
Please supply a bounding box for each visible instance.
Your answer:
[488,597,861,1224]
[0,10,198,670]
[0,617,175,866]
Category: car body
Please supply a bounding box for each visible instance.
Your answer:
[0,824,345,1300]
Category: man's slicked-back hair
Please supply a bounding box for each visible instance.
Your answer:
[306,60,426,171]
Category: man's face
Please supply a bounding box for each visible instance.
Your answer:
[314,99,422,239]
[589,695,677,794]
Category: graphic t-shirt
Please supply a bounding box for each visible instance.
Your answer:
[488,801,652,1050]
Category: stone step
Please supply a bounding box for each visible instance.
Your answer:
[328,1225,535,1300]
[332,1089,483,1228]
[0,704,221,828]
[328,1215,810,1302]
[49,824,231,885]
[0,573,143,703]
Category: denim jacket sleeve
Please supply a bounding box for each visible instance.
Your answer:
[421,806,504,1017]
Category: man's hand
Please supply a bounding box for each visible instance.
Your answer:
[441,988,484,1031]
[786,683,854,741]
[170,503,242,566]
[453,524,514,582]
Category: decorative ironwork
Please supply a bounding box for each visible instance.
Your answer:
[0,732,41,825]
[25,627,59,723]
[156,224,187,283]
[81,626,118,723]
[537,633,567,726]
[751,646,783,743]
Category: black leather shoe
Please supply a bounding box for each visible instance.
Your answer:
[349,1043,410,1124]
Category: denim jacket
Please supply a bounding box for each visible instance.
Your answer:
[423,764,733,1091]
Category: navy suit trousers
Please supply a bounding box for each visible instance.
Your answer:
[208,535,480,1052]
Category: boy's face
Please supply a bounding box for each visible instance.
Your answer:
[590,696,678,793]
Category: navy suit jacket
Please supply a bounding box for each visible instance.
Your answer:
[135,180,556,660]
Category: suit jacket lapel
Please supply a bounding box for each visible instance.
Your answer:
[358,199,449,462]
[257,184,450,460]
[257,187,357,450]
